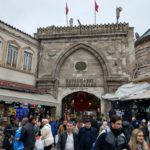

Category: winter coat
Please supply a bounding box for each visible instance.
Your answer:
[57,131,79,150]
[93,128,129,150]
[13,127,24,150]
[50,121,58,136]
[20,122,36,149]
[78,127,98,150]
[41,123,54,147]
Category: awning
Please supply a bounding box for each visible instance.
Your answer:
[102,82,150,101]
[0,89,58,107]
[125,90,150,100]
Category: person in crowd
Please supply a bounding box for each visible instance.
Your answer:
[140,119,149,143]
[93,115,129,150]
[13,117,28,150]
[2,117,18,150]
[148,119,150,143]
[34,117,41,136]
[109,109,116,119]
[99,120,109,133]
[78,118,98,150]
[41,119,54,150]
[49,116,58,145]
[74,119,84,134]
[20,116,36,150]
[122,120,133,143]
[57,121,79,150]
[96,116,103,130]
[57,120,68,136]
[122,108,132,122]
[129,128,149,150]
[131,117,140,129]
[89,113,99,131]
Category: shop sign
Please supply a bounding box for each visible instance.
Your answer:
[66,78,96,87]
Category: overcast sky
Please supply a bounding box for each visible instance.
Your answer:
[0,0,149,36]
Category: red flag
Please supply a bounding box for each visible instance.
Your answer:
[65,2,69,15]
[74,92,90,112]
[95,1,99,12]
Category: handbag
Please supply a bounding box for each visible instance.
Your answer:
[55,134,59,144]
[34,139,44,150]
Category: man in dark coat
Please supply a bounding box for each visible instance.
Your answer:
[2,117,18,150]
[93,115,129,150]
[78,118,98,150]
[57,121,79,150]
[20,116,36,150]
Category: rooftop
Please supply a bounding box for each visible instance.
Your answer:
[37,23,131,39]
[0,80,47,94]
[135,28,150,47]
[0,19,36,40]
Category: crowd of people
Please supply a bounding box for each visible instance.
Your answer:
[1,113,150,150]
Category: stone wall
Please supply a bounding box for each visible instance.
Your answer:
[36,23,135,116]
[135,40,150,78]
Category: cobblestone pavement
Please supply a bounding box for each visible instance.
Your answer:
[51,146,57,150]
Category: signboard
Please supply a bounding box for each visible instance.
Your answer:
[66,79,96,87]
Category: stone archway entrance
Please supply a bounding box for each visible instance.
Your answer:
[62,91,100,118]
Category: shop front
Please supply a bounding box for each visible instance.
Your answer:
[0,89,58,147]
[0,89,58,118]
[103,82,150,121]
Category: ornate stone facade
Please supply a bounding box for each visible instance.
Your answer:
[0,20,136,116]
[36,23,135,115]
[134,29,150,80]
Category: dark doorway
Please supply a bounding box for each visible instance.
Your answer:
[62,91,100,118]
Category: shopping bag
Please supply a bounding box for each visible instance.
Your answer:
[55,134,59,144]
[34,139,44,150]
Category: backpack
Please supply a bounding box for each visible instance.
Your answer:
[91,128,109,150]
[13,128,24,150]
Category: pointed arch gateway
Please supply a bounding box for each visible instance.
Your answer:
[54,43,109,91]
[53,43,110,116]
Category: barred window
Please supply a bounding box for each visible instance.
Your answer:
[23,51,32,71]
[6,44,18,67]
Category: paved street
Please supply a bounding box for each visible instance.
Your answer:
[52,146,57,150]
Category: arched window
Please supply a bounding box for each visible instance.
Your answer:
[6,43,19,67]
[23,49,33,71]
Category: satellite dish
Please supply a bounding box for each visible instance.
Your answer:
[135,32,140,39]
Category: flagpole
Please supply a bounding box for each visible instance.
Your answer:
[94,0,99,24]
[66,14,68,26]
[95,0,96,24]
[95,9,96,24]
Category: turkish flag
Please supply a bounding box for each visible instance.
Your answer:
[65,2,69,15]
[95,1,99,12]
[74,92,90,112]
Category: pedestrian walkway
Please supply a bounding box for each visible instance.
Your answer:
[51,146,57,150]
